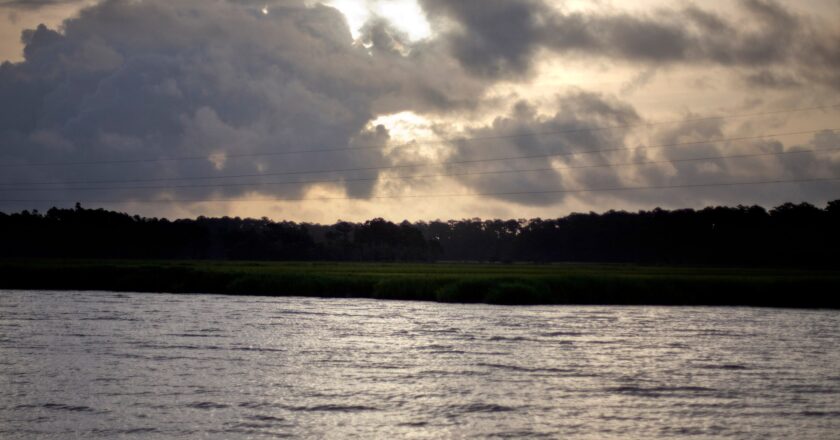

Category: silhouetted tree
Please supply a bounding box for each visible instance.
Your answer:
[1,200,838,266]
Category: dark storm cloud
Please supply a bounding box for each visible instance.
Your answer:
[0,0,83,8]
[615,126,840,209]
[356,17,488,112]
[440,93,840,207]
[441,91,641,205]
[419,0,549,78]
[0,0,487,207]
[1,0,836,214]
[420,0,840,89]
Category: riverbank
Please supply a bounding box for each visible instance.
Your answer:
[1,259,838,308]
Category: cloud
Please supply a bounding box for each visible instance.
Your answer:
[0,0,487,207]
[435,92,840,208]
[420,0,840,89]
[0,0,837,220]
[596,122,840,209]
[440,91,641,205]
[0,0,86,9]
[743,70,803,89]
[419,0,548,78]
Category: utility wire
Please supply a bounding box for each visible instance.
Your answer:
[0,104,837,168]
[1,176,837,204]
[2,145,838,192]
[1,128,832,186]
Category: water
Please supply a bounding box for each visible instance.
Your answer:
[1,290,839,439]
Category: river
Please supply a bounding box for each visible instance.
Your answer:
[1,290,839,438]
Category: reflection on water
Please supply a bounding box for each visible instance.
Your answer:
[1,290,839,439]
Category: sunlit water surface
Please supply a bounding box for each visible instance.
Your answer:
[1,290,839,439]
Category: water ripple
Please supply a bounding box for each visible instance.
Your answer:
[2,290,839,439]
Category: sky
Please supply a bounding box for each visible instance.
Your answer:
[0,0,838,222]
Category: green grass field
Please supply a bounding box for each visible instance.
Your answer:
[1,259,838,308]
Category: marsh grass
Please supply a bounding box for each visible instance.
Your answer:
[1,259,838,308]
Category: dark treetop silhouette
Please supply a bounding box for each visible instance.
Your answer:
[1,200,838,266]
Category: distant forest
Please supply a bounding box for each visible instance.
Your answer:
[1,201,839,266]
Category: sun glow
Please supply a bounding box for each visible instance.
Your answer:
[370,112,432,142]
[327,0,431,41]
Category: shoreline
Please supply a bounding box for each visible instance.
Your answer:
[1,259,838,309]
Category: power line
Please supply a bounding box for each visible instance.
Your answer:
[1,104,837,169]
[1,128,832,186]
[1,176,837,204]
[2,145,837,192]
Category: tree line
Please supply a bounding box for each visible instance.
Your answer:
[1,201,838,266]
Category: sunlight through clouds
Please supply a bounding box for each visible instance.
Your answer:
[327,0,430,41]
[0,0,837,222]
[368,111,449,161]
